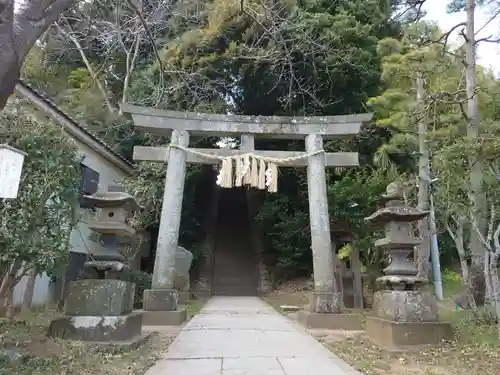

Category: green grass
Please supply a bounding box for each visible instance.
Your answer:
[184,299,207,319]
[441,270,466,299]
[436,270,500,347]
[0,299,208,375]
[0,307,163,375]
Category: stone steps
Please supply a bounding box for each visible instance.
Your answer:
[211,187,258,297]
[212,274,256,281]
[213,278,257,289]
[212,286,258,296]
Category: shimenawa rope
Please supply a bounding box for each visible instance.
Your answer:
[165,144,326,193]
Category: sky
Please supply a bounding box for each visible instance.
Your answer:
[424,0,500,75]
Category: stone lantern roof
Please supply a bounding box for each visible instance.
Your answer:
[82,191,142,211]
[364,182,429,224]
[364,205,429,224]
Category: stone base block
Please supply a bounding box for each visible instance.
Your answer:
[366,316,453,350]
[178,291,190,304]
[372,290,438,322]
[309,291,342,313]
[141,308,187,326]
[298,311,363,330]
[143,289,178,311]
[47,311,143,342]
[83,333,152,351]
[64,279,135,316]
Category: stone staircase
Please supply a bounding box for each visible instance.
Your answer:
[212,187,258,296]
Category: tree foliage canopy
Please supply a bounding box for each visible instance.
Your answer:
[15,0,398,280]
[9,0,500,290]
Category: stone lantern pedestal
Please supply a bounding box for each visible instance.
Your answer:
[48,192,147,348]
[364,183,452,350]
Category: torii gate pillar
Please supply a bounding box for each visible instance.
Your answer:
[306,134,340,313]
[142,129,190,325]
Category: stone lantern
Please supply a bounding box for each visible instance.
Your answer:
[48,191,147,347]
[84,191,140,277]
[364,182,451,349]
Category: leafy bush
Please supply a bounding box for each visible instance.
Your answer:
[0,99,82,299]
[255,168,390,281]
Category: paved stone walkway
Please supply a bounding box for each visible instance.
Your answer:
[145,297,361,375]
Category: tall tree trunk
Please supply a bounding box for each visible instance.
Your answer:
[448,217,477,312]
[492,227,500,326]
[416,74,431,279]
[484,251,495,320]
[490,253,500,323]
[0,272,9,314]
[0,42,24,110]
[456,221,471,289]
[0,0,76,110]
[465,0,487,306]
[4,278,15,320]
[22,269,37,312]
[0,263,16,300]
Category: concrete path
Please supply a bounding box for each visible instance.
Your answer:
[145,297,361,375]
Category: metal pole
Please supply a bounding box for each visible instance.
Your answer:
[429,174,444,300]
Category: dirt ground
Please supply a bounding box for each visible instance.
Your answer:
[3,280,500,375]
[264,279,500,375]
[323,326,500,375]
[0,300,205,375]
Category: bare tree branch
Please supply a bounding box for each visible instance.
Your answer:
[393,0,428,23]
[126,0,165,107]
[469,198,494,252]
[51,0,170,112]
[436,22,467,50]
[56,18,116,113]
[475,36,500,44]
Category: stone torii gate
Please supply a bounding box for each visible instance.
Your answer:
[123,104,372,326]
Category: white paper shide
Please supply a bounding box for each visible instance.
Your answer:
[0,144,27,199]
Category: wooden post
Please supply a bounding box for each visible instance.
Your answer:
[350,246,364,309]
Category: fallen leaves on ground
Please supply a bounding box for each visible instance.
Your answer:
[0,302,207,375]
[265,280,500,375]
[328,331,500,375]
[0,311,176,375]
